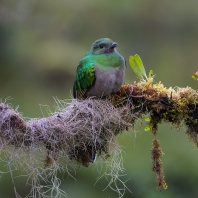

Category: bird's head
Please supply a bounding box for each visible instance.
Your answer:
[91,38,118,55]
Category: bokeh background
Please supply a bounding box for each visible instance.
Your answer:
[1,0,198,197]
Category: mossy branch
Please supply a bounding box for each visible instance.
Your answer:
[0,79,198,197]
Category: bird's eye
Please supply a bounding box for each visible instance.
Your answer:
[99,44,104,49]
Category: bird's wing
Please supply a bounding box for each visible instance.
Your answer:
[73,57,95,99]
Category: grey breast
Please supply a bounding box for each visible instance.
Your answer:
[86,66,125,97]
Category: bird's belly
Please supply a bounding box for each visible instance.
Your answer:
[86,67,124,97]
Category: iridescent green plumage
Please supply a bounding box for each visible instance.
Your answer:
[73,38,126,99]
[73,52,95,98]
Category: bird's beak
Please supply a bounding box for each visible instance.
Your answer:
[110,42,118,49]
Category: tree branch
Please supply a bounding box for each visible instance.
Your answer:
[0,79,198,196]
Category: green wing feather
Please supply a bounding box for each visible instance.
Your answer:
[73,56,95,99]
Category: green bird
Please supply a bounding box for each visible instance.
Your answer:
[73,38,126,99]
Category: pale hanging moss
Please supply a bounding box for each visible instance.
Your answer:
[0,98,133,198]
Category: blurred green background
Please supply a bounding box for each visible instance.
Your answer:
[1,0,198,197]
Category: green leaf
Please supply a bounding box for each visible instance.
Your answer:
[148,70,153,78]
[145,117,151,122]
[129,54,147,80]
[192,72,198,81]
[144,125,153,131]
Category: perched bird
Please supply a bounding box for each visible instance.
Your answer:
[73,38,126,99]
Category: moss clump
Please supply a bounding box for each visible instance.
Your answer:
[0,79,198,196]
[151,139,167,190]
